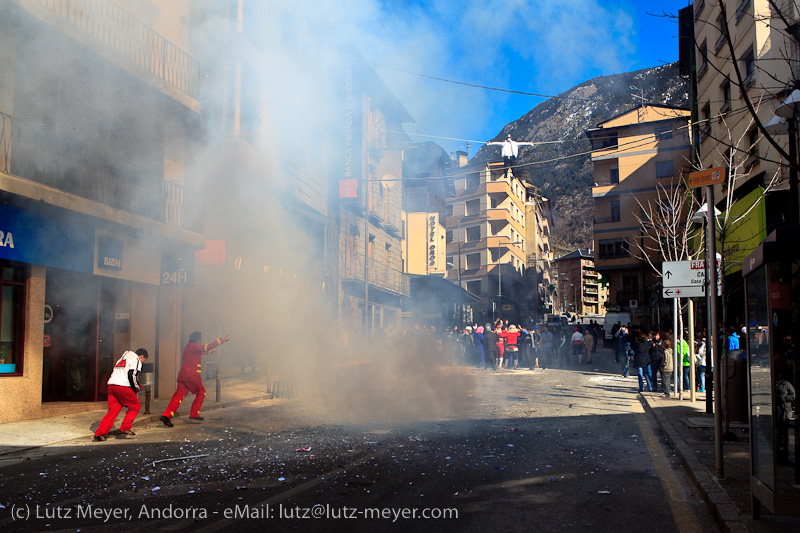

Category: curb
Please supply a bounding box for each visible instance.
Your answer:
[640,394,751,533]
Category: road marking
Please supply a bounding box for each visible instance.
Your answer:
[632,400,707,532]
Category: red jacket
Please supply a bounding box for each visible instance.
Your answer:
[177,338,223,382]
[498,330,520,347]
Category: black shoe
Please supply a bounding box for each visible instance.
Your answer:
[189,416,204,421]
[160,415,173,428]
[93,434,107,442]
[120,430,136,436]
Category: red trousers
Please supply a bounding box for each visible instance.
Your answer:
[163,379,206,418]
[96,385,140,436]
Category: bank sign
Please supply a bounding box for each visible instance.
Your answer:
[0,204,94,272]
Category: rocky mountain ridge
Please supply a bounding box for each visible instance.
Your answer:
[472,63,690,257]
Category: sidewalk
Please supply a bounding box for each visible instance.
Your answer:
[0,375,271,456]
[640,373,800,533]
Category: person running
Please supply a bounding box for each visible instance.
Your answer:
[160,331,229,427]
[94,348,149,442]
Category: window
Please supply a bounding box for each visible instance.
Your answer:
[368,234,374,259]
[610,166,619,184]
[466,226,481,242]
[610,200,620,222]
[743,48,755,89]
[466,280,482,295]
[654,124,673,140]
[466,174,480,189]
[466,253,481,269]
[721,80,731,114]
[698,40,708,78]
[446,230,453,243]
[592,131,618,150]
[748,128,759,158]
[655,160,674,178]
[598,238,630,259]
[701,103,711,141]
[384,243,391,265]
[466,199,481,216]
[0,263,26,376]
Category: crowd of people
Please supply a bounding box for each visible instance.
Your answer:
[402,318,606,370]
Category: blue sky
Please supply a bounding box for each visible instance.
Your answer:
[337,0,693,157]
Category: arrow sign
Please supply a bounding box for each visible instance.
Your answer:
[663,285,706,298]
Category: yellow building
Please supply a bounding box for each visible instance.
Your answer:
[588,104,692,325]
[446,160,528,322]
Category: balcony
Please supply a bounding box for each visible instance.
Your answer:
[1,111,203,233]
[340,253,410,297]
[29,0,199,105]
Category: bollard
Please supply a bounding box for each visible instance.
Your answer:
[215,367,221,402]
[143,385,152,414]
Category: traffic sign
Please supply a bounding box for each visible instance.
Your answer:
[662,260,710,288]
[663,286,705,299]
[688,166,726,188]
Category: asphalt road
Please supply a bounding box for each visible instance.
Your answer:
[0,362,720,532]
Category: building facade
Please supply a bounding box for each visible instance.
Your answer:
[554,249,605,316]
[588,105,692,326]
[0,0,203,421]
[445,160,528,323]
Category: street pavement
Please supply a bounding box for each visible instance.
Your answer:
[1,350,799,533]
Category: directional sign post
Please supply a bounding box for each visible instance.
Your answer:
[661,259,720,299]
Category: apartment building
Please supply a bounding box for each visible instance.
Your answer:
[554,249,605,316]
[523,187,553,320]
[337,48,412,334]
[691,0,796,310]
[445,160,528,323]
[588,105,691,325]
[0,0,203,422]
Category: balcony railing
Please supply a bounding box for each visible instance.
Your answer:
[1,111,203,232]
[39,0,199,100]
[341,253,410,296]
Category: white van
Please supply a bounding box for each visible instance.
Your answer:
[603,312,632,343]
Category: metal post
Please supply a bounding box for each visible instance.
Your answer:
[688,299,696,403]
[215,367,221,402]
[673,297,679,396]
[706,184,723,479]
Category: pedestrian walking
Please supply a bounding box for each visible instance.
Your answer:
[161,331,230,427]
[541,325,554,369]
[619,326,632,377]
[94,348,149,442]
[649,331,664,392]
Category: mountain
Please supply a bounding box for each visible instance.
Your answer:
[471,63,690,257]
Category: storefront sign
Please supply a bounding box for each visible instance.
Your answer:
[0,204,94,272]
[196,240,226,266]
[97,235,123,270]
[161,254,194,285]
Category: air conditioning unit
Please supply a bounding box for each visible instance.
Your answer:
[629,299,639,309]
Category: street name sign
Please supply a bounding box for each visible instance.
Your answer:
[688,166,726,188]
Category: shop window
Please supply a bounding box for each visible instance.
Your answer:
[0,263,26,376]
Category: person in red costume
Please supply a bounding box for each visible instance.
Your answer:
[94,348,148,441]
[160,331,229,427]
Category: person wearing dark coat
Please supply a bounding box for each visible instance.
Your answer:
[649,331,664,393]
[632,330,653,393]
[482,323,499,369]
